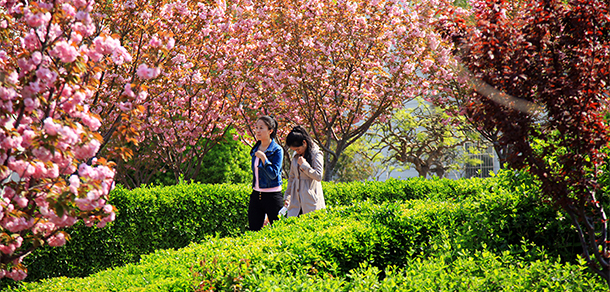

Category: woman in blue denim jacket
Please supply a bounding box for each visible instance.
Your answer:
[248,115,284,231]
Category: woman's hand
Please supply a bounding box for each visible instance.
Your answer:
[255,150,267,163]
[297,156,305,166]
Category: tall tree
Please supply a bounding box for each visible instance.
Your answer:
[367,97,482,178]
[0,0,131,280]
[238,0,458,180]
[441,0,610,286]
[91,0,260,186]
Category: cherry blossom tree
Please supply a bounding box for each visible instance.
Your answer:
[89,0,261,187]
[441,0,610,286]
[239,0,459,180]
[0,0,132,280]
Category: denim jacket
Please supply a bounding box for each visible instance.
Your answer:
[250,139,283,189]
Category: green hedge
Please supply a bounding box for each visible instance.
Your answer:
[14,170,581,286]
[18,176,495,282]
[7,191,602,291]
[21,183,252,282]
[322,176,491,205]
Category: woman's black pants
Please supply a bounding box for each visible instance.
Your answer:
[248,190,283,231]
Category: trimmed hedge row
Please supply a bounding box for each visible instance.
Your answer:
[16,170,580,285]
[19,175,501,282]
[22,183,252,281]
[8,190,602,291]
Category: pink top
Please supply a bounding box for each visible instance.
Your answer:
[253,156,282,192]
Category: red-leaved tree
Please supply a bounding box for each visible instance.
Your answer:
[441,0,610,285]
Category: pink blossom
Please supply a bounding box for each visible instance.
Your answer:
[32,147,52,162]
[7,157,28,176]
[47,164,59,179]
[3,187,16,200]
[192,72,203,84]
[17,57,36,72]
[96,165,114,180]
[31,51,42,65]
[0,243,17,255]
[123,83,135,98]
[84,45,104,62]
[45,23,63,43]
[111,46,131,65]
[73,0,87,9]
[22,96,40,110]
[69,175,80,195]
[136,63,161,79]
[36,67,57,84]
[136,90,148,103]
[62,3,76,18]
[27,80,42,94]
[429,37,440,51]
[118,101,132,112]
[23,30,41,50]
[43,118,60,135]
[32,161,47,179]
[1,135,22,149]
[421,59,434,73]
[1,100,12,112]
[70,31,83,44]
[47,232,66,247]
[25,11,51,27]
[81,113,101,131]
[97,211,115,228]
[166,37,175,50]
[75,11,92,23]
[78,163,94,178]
[20,129,36,148]
[60,85,75,97]
[58,125,79,145]
[51,41,79,63]
[149,35,162,47]
[72,22,96,37]
[3,216,33,232]
[74,139,100,160]
[93,36,120,55]
[0,87,17,101]
[6,269,27,281]
[14,195,28,208]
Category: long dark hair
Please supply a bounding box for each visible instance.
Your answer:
[286,126,314,165]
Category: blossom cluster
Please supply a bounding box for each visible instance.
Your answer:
[0,0,131,280]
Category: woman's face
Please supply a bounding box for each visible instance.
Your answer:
[255,119,272,141]
[289,140,307,156]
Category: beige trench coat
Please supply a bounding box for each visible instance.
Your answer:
[283,145,326,217]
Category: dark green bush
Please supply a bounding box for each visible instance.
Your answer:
[321,176,490,205]
[21,182,251,282]
[8,197,603,291]
[14,169,581,287]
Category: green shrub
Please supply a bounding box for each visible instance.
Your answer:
[21,182,251,282]
[321,176,490,206]
[13,169,581,287]
[8,195,602,292]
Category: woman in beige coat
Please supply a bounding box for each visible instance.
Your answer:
[283,126,326,217]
